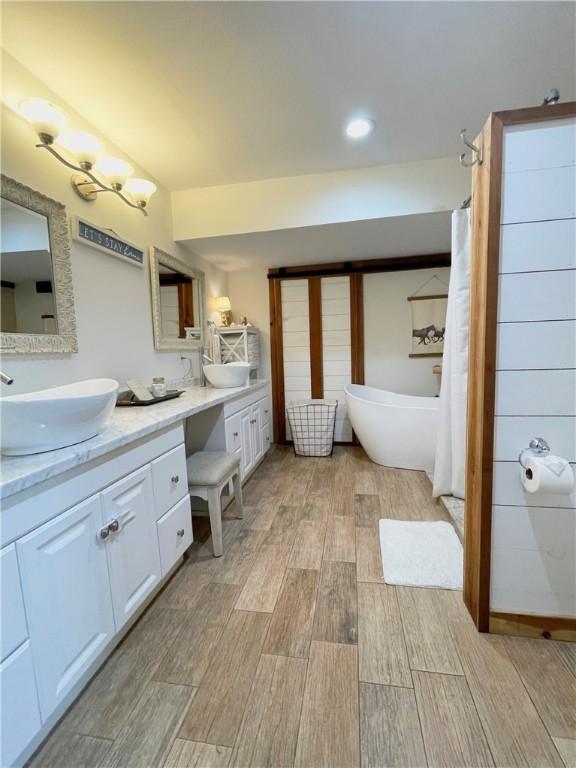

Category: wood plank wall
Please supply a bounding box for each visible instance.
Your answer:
[490,114,576,625]
[321,277,353,442]
[281,280,312,441]
[464,102,576,635]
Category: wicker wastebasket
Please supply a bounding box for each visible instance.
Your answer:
[286,399,338,457]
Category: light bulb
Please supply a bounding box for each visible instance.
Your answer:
[57,130,103,170]
[345,118,374,139]
[124,178,157,207]
[19,98,66,144]
[95,156,133,190]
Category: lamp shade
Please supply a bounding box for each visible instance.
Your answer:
[124,178,157,206]
[20,98,66,143]
[95,156,133,188]
[215,296,232,311]
[57,130,103,169]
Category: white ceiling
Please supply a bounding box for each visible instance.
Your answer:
[2,2,575,191]
[187,211,452,272]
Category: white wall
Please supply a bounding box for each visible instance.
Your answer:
[1,201,50,251]
[13,280,56,335]
[173,157,469,240]
[1,54,228,394]
[363,268,450,397]
[1,286,17,331]
[228,266,271,378]
[490,118,576,618]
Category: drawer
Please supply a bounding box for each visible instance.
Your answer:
[151,444,189,520]
[1,544,28,662]
[225,412,242,452]
[223,386,267,418]
[157,495,193,576]
[1,641,42,768]
[260,396,272,426]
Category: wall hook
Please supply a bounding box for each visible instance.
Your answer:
[459,129,483,168]
[542,88,560,106]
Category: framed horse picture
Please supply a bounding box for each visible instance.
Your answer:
[408,293,448,357]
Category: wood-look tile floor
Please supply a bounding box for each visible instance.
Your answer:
[29,446,576,768]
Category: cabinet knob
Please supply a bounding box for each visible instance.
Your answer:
[233,432,239,438]
[98,526,110,540]
[177,528,185,537]
[108,519,120,533]
[171,475,179,484]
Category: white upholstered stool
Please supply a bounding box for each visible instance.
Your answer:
[186,451,243,557]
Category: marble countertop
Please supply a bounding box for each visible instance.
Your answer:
[0,380,269,500]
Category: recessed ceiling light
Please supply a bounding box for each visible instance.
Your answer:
[345,118,374,139]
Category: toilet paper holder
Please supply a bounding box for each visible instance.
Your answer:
[518,437,550,469]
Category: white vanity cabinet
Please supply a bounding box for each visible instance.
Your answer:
[251,404,264,465]
[224,389,271,479]
[157,495,194,576]
[1,423,191,766]
[0,641,42,768]
[0,544,29,661]
[240,408,255,476]
[101,466,162,630]
[0,545,42,768]
[16,494,116,721]
[1,384,269,766]
[261,420,272,455]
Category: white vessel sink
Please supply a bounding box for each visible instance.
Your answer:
[1,378,119,456]
[203,362,251,389]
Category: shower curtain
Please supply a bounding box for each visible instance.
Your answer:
[433,208,471,499]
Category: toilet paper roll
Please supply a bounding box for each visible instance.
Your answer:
[521,454,575,495]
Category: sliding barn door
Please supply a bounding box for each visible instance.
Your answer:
[281,279,311,440]
[272,275,358,444]
[321,277,353,443]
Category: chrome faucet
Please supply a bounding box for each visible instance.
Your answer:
[0,371,14,385]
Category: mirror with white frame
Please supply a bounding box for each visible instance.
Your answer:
[0,175,78,354]
[149,246,205,351]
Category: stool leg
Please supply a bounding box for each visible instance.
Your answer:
[232,471,243,519]
[207,486,223,557]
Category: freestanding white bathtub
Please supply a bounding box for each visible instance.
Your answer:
[344,384,440,472]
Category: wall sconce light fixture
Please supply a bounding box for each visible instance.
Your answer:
[215,296,232,326]
[19,97,157,215]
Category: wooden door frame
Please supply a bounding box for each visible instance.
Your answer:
[268,252,451,445]
[464,101,576,633]
[308,278,324,399]
[269,278,286,443]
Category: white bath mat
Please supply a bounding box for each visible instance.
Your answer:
[379,519,463,590]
